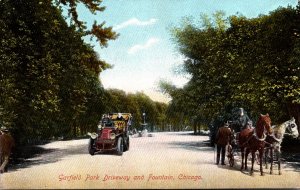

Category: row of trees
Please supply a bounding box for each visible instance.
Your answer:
[0,0,168,144]
[161,5,300,134]
[2,1,299,145]
[0,0,118,144]
[105,89,168,132]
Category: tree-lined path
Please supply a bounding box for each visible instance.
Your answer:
[1,132,299,189]
[1,1,300,189]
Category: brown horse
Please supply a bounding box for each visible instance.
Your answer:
[0,130,15,173]
[239,114,272,176]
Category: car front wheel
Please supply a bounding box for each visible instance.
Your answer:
[124,137,129,152]
[116,137,123,156]
[88,138,96,156]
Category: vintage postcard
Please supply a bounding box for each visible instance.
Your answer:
[0,0,299,189]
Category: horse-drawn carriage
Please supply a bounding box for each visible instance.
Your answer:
[87,113,132,156]
[226,115,299,175]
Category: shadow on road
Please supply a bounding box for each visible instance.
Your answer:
[213,154,300,176]
[9,140,90,172]
[168,132,195,136]
[8,138,126,172]
[168,140,212,152]
[168,132,209,137]
[10,146,55,169]
[281,152,300,173]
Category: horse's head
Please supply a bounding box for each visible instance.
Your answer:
[257,113,272,136]
[286,117,299,138]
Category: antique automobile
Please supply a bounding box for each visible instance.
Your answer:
[88,113,132,156]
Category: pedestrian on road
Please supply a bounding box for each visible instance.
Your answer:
[215,122,232,165]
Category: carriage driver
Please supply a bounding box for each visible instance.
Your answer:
[215,122,232,165]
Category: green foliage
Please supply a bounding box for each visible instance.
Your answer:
[55,0,119,47]
[164,5,300,133]
[104,89,167,131]
[0,0,112,144]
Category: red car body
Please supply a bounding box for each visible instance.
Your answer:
[88,113,132,155]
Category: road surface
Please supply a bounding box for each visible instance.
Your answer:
[1,132,299,189]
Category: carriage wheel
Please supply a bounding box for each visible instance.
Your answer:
[227,145,234,167]
[229,156,234,167]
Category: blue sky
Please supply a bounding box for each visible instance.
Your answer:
[78,0,297,102]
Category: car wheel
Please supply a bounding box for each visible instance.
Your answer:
[126,137,130,151]
[88,138,96,156]
[116,137,123,156]
[123,137,130,152]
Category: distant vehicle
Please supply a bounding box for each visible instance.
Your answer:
[88,113,132,156]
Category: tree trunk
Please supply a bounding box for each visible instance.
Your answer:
[197,124,201,134]
[73,124,77,138]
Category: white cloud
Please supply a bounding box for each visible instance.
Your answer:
[114,18,157,30]
[128,38,160,54]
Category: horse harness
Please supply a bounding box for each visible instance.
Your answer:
[240,127,271,148]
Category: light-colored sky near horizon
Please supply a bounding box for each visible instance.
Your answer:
[78,0,297,103]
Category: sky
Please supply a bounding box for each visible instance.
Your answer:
[78,0,298,103]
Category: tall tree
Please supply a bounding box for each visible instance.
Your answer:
[0,0,112,143]
[164,6,300,133]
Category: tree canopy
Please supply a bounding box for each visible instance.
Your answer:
[162,5,300,134]
[0,0,114,144]
[104,89,168,132]
[55,0,119,47]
